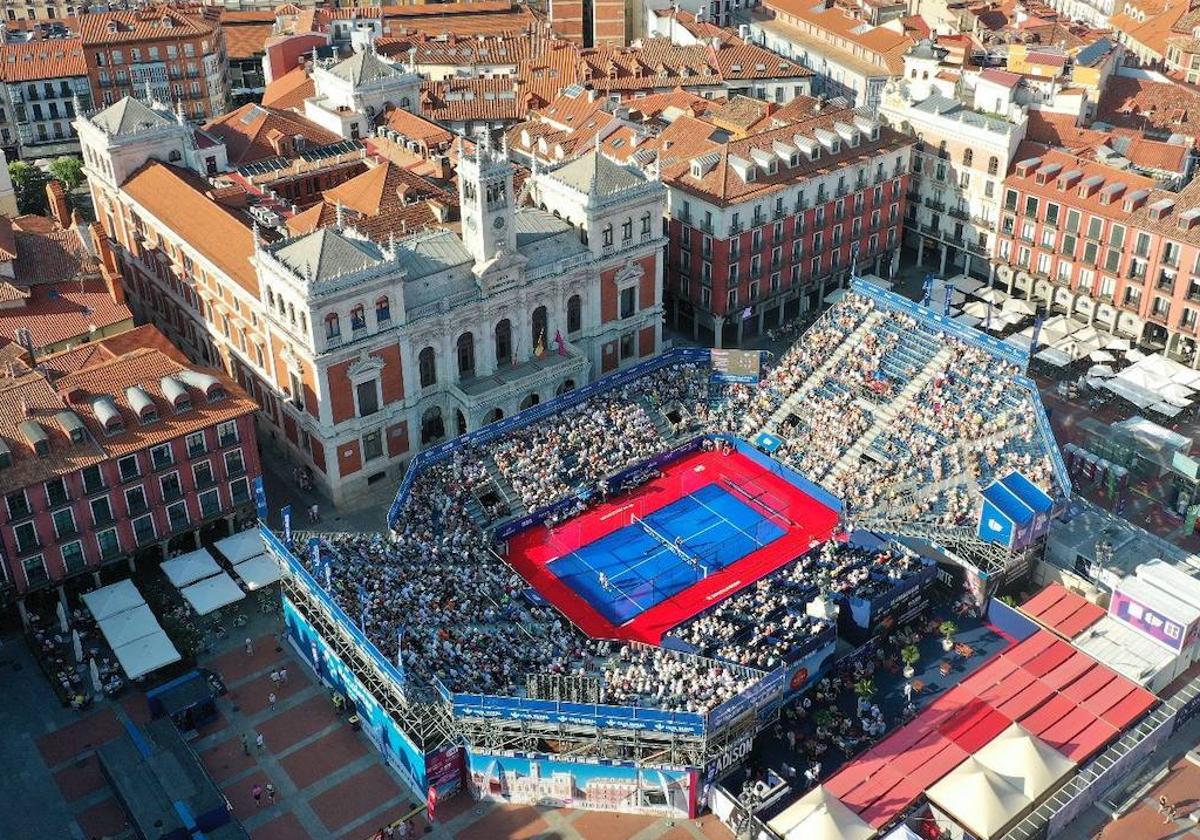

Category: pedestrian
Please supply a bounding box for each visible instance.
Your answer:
[1159,794,1176,824]
[397,820,410,839]
[268,691,277,711]
[252,783,263,807]
[241,733,250,756]
[266,783,276,805]
[383,825,396,839]
[255,732,265,752]
[279,666,288,685]
[244,637,254,657]
[270,669,280,687]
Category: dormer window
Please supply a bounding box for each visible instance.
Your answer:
[126,386,158,425]
[20,421,48,458]
[56,411,86,444]
[93,396,123,435]
[0,439,10,469]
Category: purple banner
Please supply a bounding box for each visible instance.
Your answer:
[1110,590,1188,651]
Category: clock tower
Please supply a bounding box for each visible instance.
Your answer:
[458,134,516,266]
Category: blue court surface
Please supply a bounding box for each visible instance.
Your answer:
[547,483,786,625]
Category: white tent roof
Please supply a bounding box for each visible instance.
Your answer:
[1034,347,1072,367]
[1003,298,1036,317]
[974,287,1008,305]
[973,723,1075,800]
[233,554,282,591]
[767,785,875,840]
[1074,615,1174,685]
[927,756,1031,839]
[181,572,246,615]
[160,548,222,589]
[82,579,146,621]
[1136,558,1200,613]
[215,529,265,565]
[112,631,181,680]
[96,603,161,648]
[953,275,986,294]
[963,300,991,319]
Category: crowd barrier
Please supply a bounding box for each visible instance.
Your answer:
[1015,375,1073,501]
[388,348,712,529]
[723,434,844,513]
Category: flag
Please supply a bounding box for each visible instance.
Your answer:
[942,282,952,316]
[921,274,934,307]
[1030,314,1044,351]
[357,581,369,631]
[535,329,546,358]
[396,627,406,679]
[554,329,567,357]
[281,505,292,542]
[985,299,993,330]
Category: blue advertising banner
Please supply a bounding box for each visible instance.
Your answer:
[252,476,268,521]
[707,667,785,731]
[450,691,707,736]
[281,505,291,543]
[726,435,843,512]
[387,348,712,528]
[282,597,427,793]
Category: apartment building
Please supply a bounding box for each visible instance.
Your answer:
[748,0,913,111]
[79,6,229,122]
[994,145,1200,365]
[878,42,1028,280]
[0,325,260,616]
[659,100,913,346]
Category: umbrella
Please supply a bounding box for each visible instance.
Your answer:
[974,287,1008,304]
[954,275,986,294]
[963,300,990,319]
[1088,364,1115,378]
[1105,337,1132,351]
[1089,350,1115,363]
[57,601,69,634]
[1002,298,1036,317]
[72,629,83,662]
[89,658,102,694]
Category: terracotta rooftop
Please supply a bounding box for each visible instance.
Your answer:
[0,38,88,82]
[224,20,274,60]
[9,215,95,286]
[121,162,259,296]
[1025,111,1189,174]
[205,102,342,166]
[0,280,131,354]
[261,65,315,111]
[77,7,216,46]
[377,104,454,148]
[1096,75,1200,140]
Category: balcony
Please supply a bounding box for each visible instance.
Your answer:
[967,241,988,256]
[947,206,969,221]
[729,221,744,236]
[700,219,714,235]
[924,198,946,213]
[906,190,921,203]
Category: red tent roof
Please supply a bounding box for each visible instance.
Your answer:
[825,630,1157,828]
[1021,584,1106,639]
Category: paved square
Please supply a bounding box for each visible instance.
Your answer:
[279,725,369,790]
[35,708,121,766]
[309,764,404,831]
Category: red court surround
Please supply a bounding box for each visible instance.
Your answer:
[504,449,840,643]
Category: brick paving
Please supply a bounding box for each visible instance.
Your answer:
[3,609,737,840]
[1093,756,1200,840]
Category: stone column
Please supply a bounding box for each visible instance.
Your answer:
[714,315,726,349]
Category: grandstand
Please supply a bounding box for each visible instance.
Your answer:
[262,278,1071,818]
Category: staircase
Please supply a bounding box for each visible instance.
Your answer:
[637,395,677,442]
[482,455,524,515]
[825,345,953,484]
[761,311,884,435]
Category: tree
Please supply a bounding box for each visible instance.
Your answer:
[49,156,85,191]
[8,160,47,215]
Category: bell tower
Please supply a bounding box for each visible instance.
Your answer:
[458,134,516,265]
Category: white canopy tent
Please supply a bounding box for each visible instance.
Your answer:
[1034,347,1073,367]
[962,300,991,320]
[972,724,1075,801]
[767,785,876,840]
[1106,337,1133,351]
[926,756,1032,839]
[214,529,265,565]
[82,580,146,622]
[112,632,181,680]
[953,275,986,294]
[180,573,246,615]
[96,604,161,648]
[160,548,222,589]
[974,287,1008,305]
[1003,298,1037,317]
[233,555,283,591]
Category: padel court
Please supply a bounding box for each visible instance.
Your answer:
[505,448,840,643]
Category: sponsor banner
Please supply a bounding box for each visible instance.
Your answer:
[252,476,268,521]
[282,597,427,793]
[387,348,712,527]
[1110,589,1191,652]
[466,749,699,818]
[450,691,707,736]
[708,667,785,731]
[426,743,465,799]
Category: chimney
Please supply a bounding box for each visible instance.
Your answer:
[91,222,126,306]
[46,180,70,228]
[430,155,452,180]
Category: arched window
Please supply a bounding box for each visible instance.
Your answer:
[641,212,652,235]
[567,294,582,334]
[419,346,437,388]
[324,312,340,339]
[350,305,365,332]
[520,392,539,410]
[420,406,444,444]
[455,409,467,436]
[531,306,548,352]
[602,223,614,247]
[376,296,390,323]
[988,156,999,176]
[494,319,512,366]
[963,148,974,167]
[457,332,475,378]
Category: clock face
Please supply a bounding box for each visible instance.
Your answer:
[493,216,506,230]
